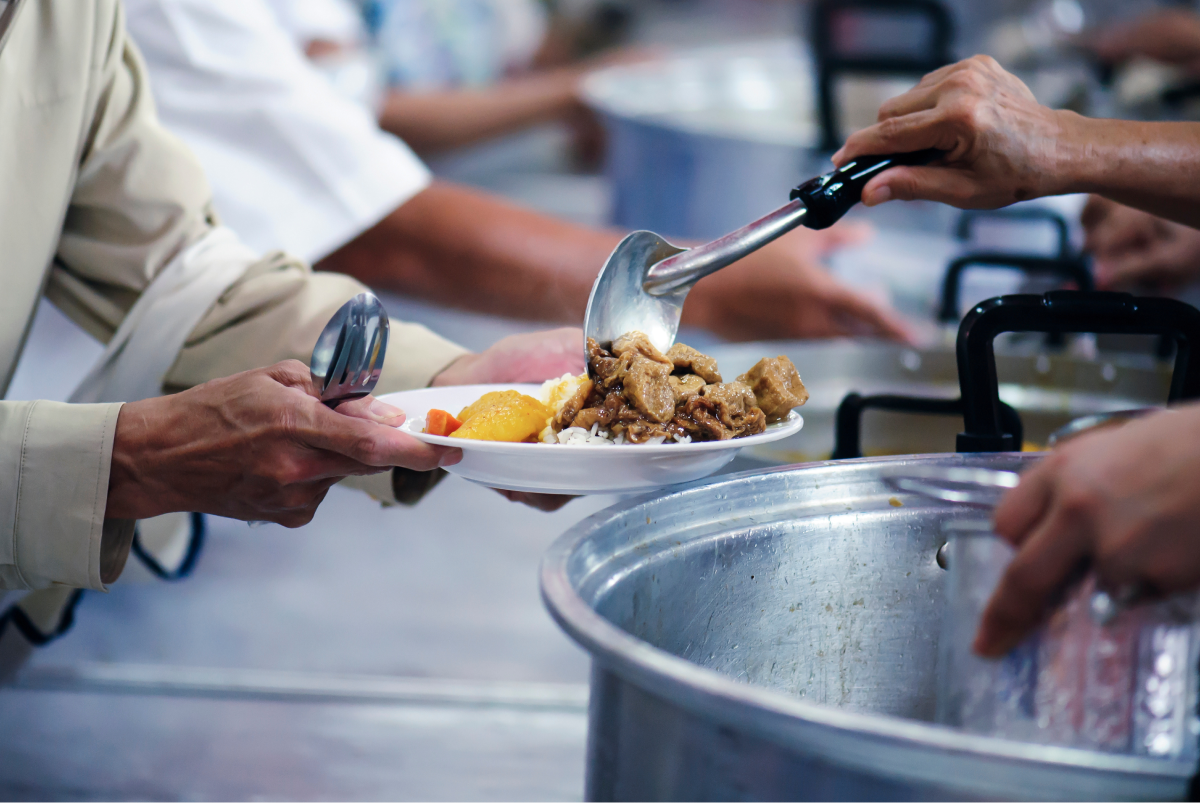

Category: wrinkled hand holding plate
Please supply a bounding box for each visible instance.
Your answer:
[379,384,804,495]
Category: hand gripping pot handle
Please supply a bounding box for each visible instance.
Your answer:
[790,149,941,230]
[955,291,1200,452]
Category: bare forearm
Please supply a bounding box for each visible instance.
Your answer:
[1053,114,1200,226]
[839,57,1200,226]
[378,70,583,154]
[316,181,622,322]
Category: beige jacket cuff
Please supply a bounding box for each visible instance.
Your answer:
[0,401,131,591]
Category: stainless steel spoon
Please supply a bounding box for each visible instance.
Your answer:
[583,150,940,356]
[250,293,390,527]
[310,292,390,407]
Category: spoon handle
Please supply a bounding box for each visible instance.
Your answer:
[790,149,943,229]
[644,149,941,296]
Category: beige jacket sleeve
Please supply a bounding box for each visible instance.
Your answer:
[2,4,464,591]
[0,401,132,591]
[42,14,465,395]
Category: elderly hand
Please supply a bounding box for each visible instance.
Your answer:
[432,328,585,387]
[683,223,913,342]
[832,56,1070,210]
[106,360,460,527]
[974,406,1200,658]
[1081,195,1200,291]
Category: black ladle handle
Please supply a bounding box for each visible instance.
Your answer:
[790,149,943,230]
[832,392,1024,460]
[938,253,1094,324]
[956,291,1200,453]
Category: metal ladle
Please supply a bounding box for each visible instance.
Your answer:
[310,292,390,407]
[583,150,940,355]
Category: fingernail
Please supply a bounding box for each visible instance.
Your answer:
[865,186,892,206]
[831,148,845,164]
[438,449,463,468]
[370,399,404,422]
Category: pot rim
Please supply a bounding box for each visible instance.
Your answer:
[540,454,1194,798]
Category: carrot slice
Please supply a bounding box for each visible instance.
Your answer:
[426,409,463,437]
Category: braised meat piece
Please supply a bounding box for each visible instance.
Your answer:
[668,374,706,404]
[576,333,798,444]
[737,356,809,422]
[700,382,756,413]
[620,419,675,444]
[622,354,675,423]
[666,343,722,384]
[693,382,767,438]
[587,338,623,389]
[612,331,672,365]
[570,406,605,431]
[675,395,733,440]
[553,379,594,430]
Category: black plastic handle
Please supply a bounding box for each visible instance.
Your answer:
[832,392,1024,460]
[790,149,942,230]
[955,208,1073,259]
[810,0,954,150]
[957,292,1200,452]
[938,252,1094,324]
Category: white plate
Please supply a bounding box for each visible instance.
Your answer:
[379,384,804,495]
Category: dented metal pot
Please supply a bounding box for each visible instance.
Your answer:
[540,453,1194,800]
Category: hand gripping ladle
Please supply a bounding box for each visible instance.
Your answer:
[583,150,940,356]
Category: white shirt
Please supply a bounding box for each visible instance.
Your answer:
[124,0,432,264]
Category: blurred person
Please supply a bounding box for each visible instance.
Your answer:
[0,0,577,664]
[284,0,620,157]
[832,54,1200,657]
[1081,195,1200,291]
[121,0,912,345]
[1088,7,1200,72]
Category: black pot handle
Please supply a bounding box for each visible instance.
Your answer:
[810,0,954,150]
[957,291,1200,452]
[955,208,1073,259]
[791,149,942,230]
[833,392,1024,460]
[938,253,1094,324]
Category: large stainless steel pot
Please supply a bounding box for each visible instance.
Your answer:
[541,292,1200,799]
[540,453,1194,800]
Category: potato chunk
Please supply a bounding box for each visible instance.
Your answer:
[453,391,551,442]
